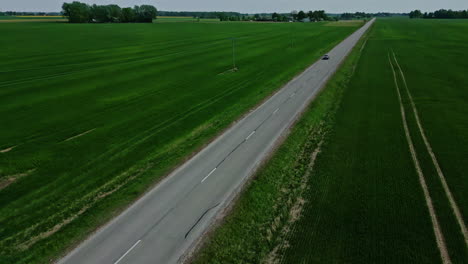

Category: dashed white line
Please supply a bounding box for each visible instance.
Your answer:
[114,240,141,264]
[273,108,279,115]
[201,168,217,183]
[245,131,256,141]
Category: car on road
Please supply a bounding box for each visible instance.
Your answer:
[322,54,330,60]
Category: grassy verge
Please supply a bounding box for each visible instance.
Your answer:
[193,22,370,264]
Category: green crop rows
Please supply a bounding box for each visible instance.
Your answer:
[0,21,359,263]
[280,18,468,263]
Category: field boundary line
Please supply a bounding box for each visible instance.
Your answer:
[388,54,451,264]
[392,52,468,246]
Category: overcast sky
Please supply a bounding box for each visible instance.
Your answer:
[2,0,467,13]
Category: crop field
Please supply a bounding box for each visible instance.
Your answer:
[195,18,468,263]
[156,16,220,23]
[0,21,360,263]
[279,18,468,263]
[0,16,66,23]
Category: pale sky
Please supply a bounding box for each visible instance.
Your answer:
[2,0,467,13]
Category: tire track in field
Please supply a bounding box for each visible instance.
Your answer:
[392,51,468,246]
[388,54,451,264]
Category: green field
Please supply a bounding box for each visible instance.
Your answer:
[0,21,360,263]
[195,18,468,263]
[0,16,215,23]
[156,16,220,23]
[0,16,66,22]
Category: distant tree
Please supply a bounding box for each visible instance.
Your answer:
[272,12,279,21]
[340,12,371,20]
[409,9,423,18]
[291,10,298,21]
[62,2,92,23]
[107,5,122,22]
[306,10,328,22]
[217,12,227,21]
[134,5,157,22]
[62,2,157,23]
[297,10,306,21]
[419,9,468,19]
[120,7,135,22]
[317,10,328,20]
[90,4,110,22]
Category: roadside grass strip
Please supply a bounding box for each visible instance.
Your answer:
[391,52,468,246]
[388,54,450,263]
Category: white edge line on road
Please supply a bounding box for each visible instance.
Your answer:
[245,131,256,141]
[114,240,141,264]
[201,168,217,183]
[273,108,279,115]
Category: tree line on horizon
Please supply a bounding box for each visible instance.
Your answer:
[409,9,468,19]
[216,10,335,22]
[340,12,373,20]
[61,1,157,23]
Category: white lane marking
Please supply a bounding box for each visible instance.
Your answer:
[201,168,217,183]
[273,108,279,115]
[114,240,141,264]
[245,131,256,141]
[290,92,296,98]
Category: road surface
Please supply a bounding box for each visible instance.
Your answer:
[58,18,375,264]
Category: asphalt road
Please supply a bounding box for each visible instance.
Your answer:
[58,18,375,264]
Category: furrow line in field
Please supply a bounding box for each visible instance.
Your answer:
[388,54,451,264]
[392,51,468,246]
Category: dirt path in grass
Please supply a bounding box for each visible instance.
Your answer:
[263,140,324,264]
[0,169,36,191]
[0,145,16,153]
[392,52,468,246]
[389,55,451,264]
